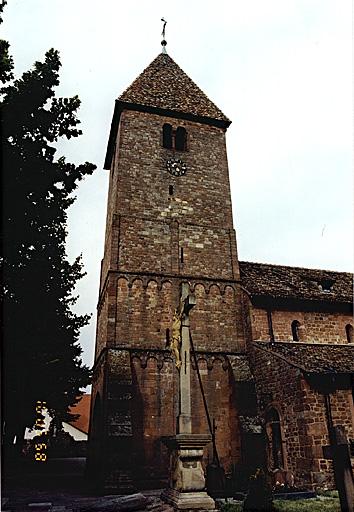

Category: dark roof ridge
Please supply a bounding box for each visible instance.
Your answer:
[255,340,353,347]
[239,260,353,276]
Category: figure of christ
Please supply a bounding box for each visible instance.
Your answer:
[170,296,186,370]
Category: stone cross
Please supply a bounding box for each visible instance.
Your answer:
[163,283,215,511]
[177,282,196,435]
[322,425,354,512]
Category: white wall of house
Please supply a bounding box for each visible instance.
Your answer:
[62,422,87,441]
[24,410,87,441]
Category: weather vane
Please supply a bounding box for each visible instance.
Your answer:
[161,18,167,53]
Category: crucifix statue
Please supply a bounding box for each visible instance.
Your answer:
[163,283,215,510]
[168,283,196,433]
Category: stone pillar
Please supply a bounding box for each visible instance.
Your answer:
[162,283,215,510]
[178,284,193,434]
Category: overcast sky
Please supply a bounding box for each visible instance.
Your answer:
[3,0,352,368]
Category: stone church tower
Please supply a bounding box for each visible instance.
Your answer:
[88,51,257,491]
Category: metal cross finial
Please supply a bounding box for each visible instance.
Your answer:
[161,18,167,53]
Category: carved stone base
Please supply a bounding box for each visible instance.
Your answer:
[162,489,215,511]
[161,434,215,511]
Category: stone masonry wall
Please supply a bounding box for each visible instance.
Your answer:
[249,343,354,489]
[179,224,234,279]
[112,214,237,280]
[110,276,245,353]
[298,379,354,487]
[98,109,241,310]
[119,216,172,274]
[190,357,241,473]
[252,307,353,344]
[128,352,241,486]
[113,110,234,229]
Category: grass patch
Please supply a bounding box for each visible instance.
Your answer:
[220,496,341,512]
[316,489,339,498]
[274,497,341,511]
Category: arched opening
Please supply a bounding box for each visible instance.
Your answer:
[291,320,301,341]
[169,185,174,196]
[162,123,173,149]
[175,126,187,151]
[265,407,285,470]
[346,324,353,343]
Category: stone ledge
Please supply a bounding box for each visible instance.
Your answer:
[161,489,215,511]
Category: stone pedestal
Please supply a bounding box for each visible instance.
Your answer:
[161,434,215,511]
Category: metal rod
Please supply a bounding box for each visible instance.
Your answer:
[189,331,221,468]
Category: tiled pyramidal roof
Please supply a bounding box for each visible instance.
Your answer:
[239,261,353,304]
[254,341,354,374]
[118,52,230,124]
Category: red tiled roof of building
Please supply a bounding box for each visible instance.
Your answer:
[254,341,354,374]
[118,52,230,124]
[239,261,353,304]
[68,394,91,434]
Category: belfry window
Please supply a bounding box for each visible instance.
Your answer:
[346,324,353,344]
[291,320,301,341]
[163,123,173,149]
[162,124,187,151]
[175,127,187,151]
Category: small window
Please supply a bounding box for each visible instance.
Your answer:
[175,127,187,151]
[180,247,184,263]
[346,324,353,344]
[318,278,335,292]
[169,185,174,196]
[291,320,301,342]
[163,123,173,149]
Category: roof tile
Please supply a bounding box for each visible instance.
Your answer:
[118,53,230,123]
[254,341,354,374]
[240,261,353,304]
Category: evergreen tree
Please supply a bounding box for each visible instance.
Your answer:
[1,11,96,450]
[0,2,13,83]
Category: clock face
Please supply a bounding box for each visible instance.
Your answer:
[166,158,187,177]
